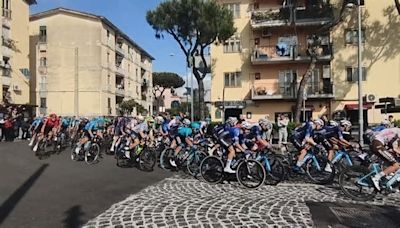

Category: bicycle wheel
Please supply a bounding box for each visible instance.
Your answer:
[264,156,285,185]
[236,159,266,189]
[139,148,156,172]
[85,143,100,165]
[200,156,224,184]
[187,150,207,177]
[159,148,174,170]
[306,155,335,185]
[71,146,78,161]
[339,165,376,201]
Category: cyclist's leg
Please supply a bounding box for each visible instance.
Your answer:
[371,140,399,190]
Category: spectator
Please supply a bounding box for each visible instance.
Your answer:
[389,115,395,128]
[278,114,289,148]
[0,113,4,141]
[264,114,273,142]
[3,115,14,142]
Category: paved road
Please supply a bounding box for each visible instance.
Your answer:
[0,141,171,228]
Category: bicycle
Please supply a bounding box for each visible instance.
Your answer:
[255,148,285,185]
[116,136,156,171]
[200,150,266,189]
[71,135,101,165]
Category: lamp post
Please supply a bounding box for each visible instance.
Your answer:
[357,0,364,145]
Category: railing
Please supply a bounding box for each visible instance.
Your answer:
[2,68,11,77]
[2,9,11,19]
[252,81,334,100]
[116,85,125,96]
[115,45,125,56]
[252,82,295,100]
[115,66,125,76]
[251,44,332,63]
[251,5,332,26]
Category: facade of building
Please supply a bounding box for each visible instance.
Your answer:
[154,88,185,113]
[211,0,400,124]
[1,0,36,105]
[29,8,154,116]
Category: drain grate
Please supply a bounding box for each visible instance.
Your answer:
[329,206,397,228]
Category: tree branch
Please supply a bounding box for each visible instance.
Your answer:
[395,0,400,15]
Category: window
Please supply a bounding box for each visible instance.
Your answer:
[40,57,47,67]
[307,69,320,94]
[215,109,222,119]
[107,74,111,85]
[171,100,180,109]
[278,70,296,96]
[224,72,241,87]
[255,73,261,80]
[2,0,11,18]
[39,26,47,43]
[223,35,241,53]
[107,30,110,40]
[107,52,110,63]
[224,3,240,18]
[345,29,365,44]
[40,98,47,108]
[346,67,367,82]
[20,68,30,77]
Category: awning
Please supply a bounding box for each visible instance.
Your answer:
[345,103,374,110]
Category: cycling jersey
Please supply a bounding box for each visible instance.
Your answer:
[178,127,192,138]
[46,117,60,128]
[84,119,104,131]
[32,118,43,127]
[249,125,263,140]
[293,122,313,141]
[374,128,400,145]
[323,125,344,140]
[372,125,387,132]
[133,122,148,134]
[229,127,241,145]
[61,118,70,128]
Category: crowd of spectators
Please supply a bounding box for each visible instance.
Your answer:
[0,103,32,142]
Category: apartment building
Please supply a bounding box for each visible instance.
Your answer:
[211,0,334,123]
[29,8,154,116]
[1,0,36,105]
[211,0,400,124]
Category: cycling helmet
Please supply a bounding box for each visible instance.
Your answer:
[226,117,238,126]
[241,121,252,130]
[258,118,269,127]
[137,115,145,123]
[155,116,164,124]
[329,120,339,127]
[182,119,191,126]
[340,120,352,128]
[314,118,324,126]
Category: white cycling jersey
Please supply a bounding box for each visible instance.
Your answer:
[374,128,400,145]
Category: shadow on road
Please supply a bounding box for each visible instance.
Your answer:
[0,164,49,225]
[63,205,85,228]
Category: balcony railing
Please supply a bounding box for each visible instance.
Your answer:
[115,87,125,97]
[2,9,11,19]
[251,44,332,64]
[116,45,125,56]
[252,81,334,100]
[252,82,296,100]
[115,66,125,76]
[251,5,332,28]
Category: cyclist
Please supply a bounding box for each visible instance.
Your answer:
[218,117,246,173]
[259,118,273,142]
[242,121,271,151]
[110,116,127,153]
[370,127,400,191]
[291,119,325,173]
[33,113,60,152]
[169,119,193,167]
[28,116,43,147]
[124,116,148,159]
[74,117,104,154]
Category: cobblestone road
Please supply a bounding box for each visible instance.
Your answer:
[84,175,400,228]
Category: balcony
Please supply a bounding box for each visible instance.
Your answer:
[115,66,125,76]
[251,5,332,28]
[252,80,334,100]
[115,84,125,97]
[2,71,11,86]
[115,45,125,56]
[252,82,295,100]
[2,17,11,28]
[251,44,332,65]
[2,8,11,19]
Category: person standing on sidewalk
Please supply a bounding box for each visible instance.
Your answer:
[278,114,289,148]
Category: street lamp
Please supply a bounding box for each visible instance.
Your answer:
[346,0,363,144]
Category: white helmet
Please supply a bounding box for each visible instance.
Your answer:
[258,118,269,126]
[227,117,238,126]
[329,120,339,127]
[183,119,191,126]
[340,120,352,128]
[241,121,252,130]
[137,115,145,123]
[155,116,164,124]
[314,118,324,126]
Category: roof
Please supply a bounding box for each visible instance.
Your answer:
[30,7,155,60]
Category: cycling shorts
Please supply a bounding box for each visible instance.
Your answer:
[370,140,397,164]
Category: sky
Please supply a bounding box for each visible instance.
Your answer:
[30,0,211,97]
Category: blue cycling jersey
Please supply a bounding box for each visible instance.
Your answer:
[61,118,70,127]
[293,122,313,141]
[323,125,344,140]
[372,125,386,132]
[178,127,192,137]
[32,118,42,127]
[84,120,102,131]
[229,127,241,145]
[162,121,170,133]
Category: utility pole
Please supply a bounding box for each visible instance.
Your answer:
[74,47,79,116]
[357,0,364,145]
